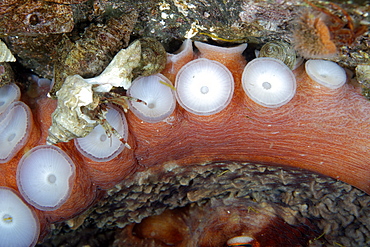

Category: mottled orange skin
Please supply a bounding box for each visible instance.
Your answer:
[73,131,137,190]
[0,92,135,236]
[0,40,369,243]
[115,199,318,247]
[128,42,370,194]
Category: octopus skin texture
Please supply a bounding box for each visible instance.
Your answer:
[0,39,369,246]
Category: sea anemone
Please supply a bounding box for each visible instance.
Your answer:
[293,11,337,59]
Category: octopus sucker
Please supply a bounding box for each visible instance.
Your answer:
[0,36,369,246]
[47,37,167,146]
[128,40,370,194]
[0,1,369,245]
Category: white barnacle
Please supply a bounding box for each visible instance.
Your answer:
[84,40,142,92]
[0,40,16,62]
[47,75,100,145]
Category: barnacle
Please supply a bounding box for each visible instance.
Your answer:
[48,37,167,145]
[47,75,100,145]
[0,40,16,62]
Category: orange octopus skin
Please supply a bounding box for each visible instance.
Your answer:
[128,41,370,195]
[115,198,319,247]
[0,95,97,237]
[0,40,369,243]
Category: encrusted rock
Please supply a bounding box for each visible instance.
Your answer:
[50,11,138,97]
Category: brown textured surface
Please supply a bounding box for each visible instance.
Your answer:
[38,162,370,247]
[0,1,369,246]
[115,198,319,246]
[0,1,74,35]
[50,11,138,97]
[2,0,369,78]
[0,62,15,86]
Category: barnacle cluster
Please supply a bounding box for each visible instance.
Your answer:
[47,38,167,145]
[47,75,100,145]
